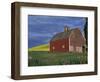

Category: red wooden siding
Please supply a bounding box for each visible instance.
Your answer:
[50,38,69,52]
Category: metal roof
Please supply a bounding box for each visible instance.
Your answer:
[50,28,79,41]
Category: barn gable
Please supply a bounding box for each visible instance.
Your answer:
[69,28,85,52]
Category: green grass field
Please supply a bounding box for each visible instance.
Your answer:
[28,51,87,66]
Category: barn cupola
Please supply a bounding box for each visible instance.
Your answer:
[64,26,70,32]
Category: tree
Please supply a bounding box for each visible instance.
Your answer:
[84,18,88,45]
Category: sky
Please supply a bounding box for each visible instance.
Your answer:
[28,15,87,48]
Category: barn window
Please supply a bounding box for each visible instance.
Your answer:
[76,47,82,53]
[62,45,65,48]
[69,46,74,52]
[52,46,55,50]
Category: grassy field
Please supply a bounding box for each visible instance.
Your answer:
[28,51,87,66]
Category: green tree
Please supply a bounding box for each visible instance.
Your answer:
[84,18,88,45]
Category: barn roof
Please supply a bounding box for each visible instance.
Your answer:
[50,28,79,41]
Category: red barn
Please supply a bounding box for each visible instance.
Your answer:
[50,26,85,53]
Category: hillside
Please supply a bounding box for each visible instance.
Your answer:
[28,44,49,51]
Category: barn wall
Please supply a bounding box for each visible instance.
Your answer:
[50,38,69,52]
[69,29,85,53]
[69,28,85,47]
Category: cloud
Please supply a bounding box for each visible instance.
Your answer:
[28,15,86,26]
[28,32,53,39]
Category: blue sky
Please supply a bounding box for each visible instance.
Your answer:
[28,15,87,48]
